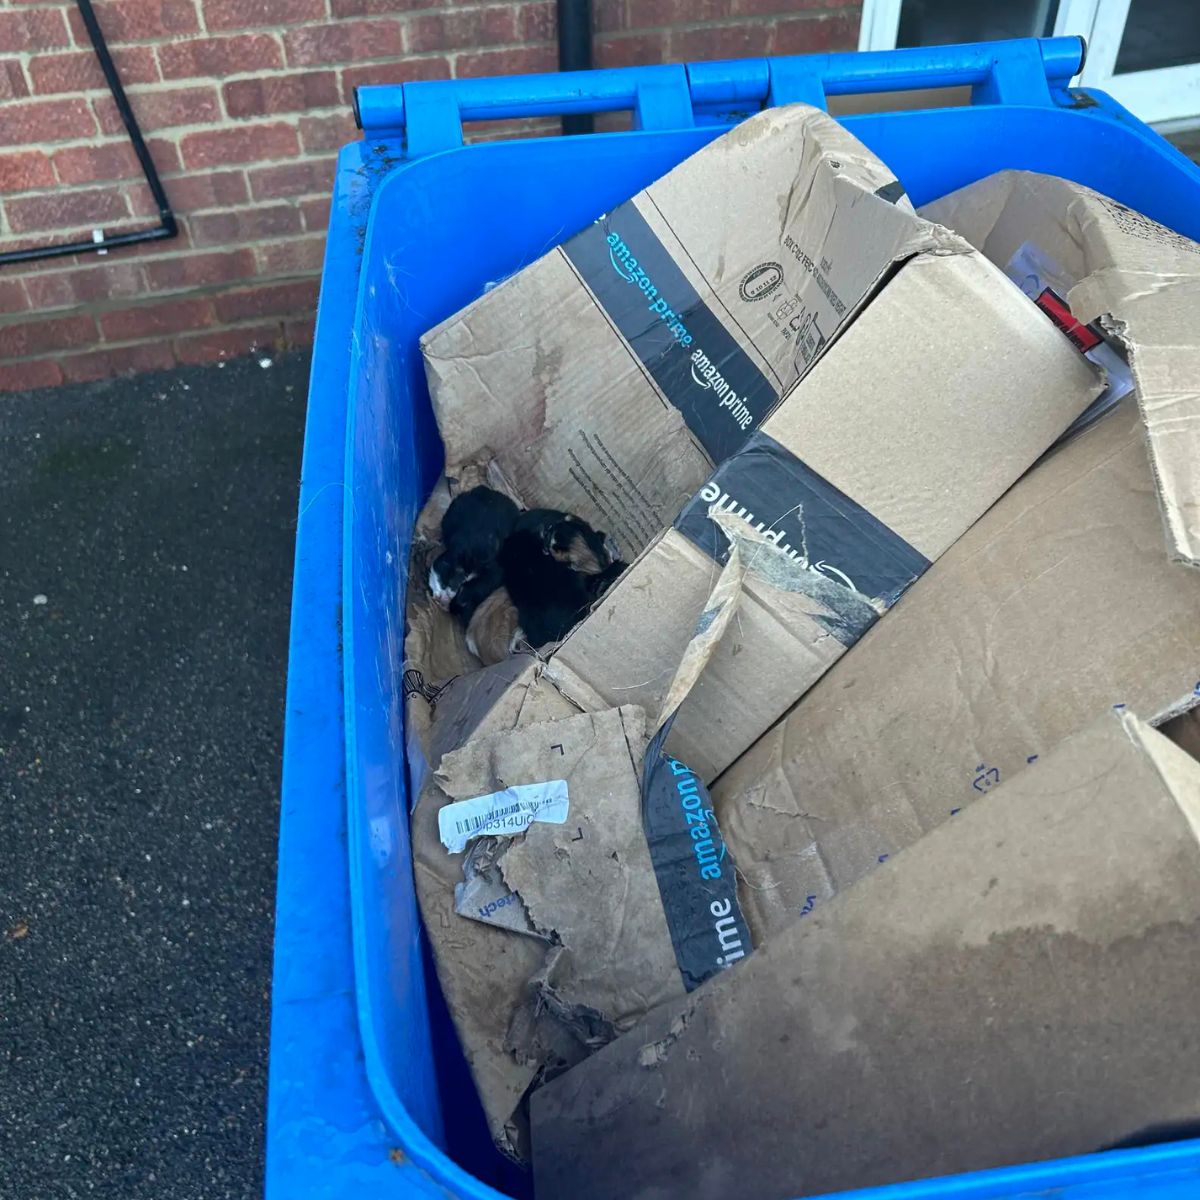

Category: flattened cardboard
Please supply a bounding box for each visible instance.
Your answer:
[715,398,1200,942]
[532,712,1200,1200]
[422,104,963,560]
[413,675,689,1159]
[551,248,1102,780]
[411,660,580,1157]
[922,169,1200,567]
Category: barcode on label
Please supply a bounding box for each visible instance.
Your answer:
[439,782,569,854]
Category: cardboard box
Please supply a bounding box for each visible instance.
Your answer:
[714,401,1200,943]
[421,104,963,562]
[547,246,1102,780]
[713,173,1200,942]
[923,169,1200,567]
[532,711,1200,1200]
[411,654,699,1159]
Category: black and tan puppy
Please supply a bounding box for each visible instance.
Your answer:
[499,509,626,651]
[543,514,627,601]
[428,485,519,610]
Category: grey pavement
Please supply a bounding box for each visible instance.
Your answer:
[0,350,309,1199]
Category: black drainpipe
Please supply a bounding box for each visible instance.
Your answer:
[0,0,176,266]
[557,0,594,135]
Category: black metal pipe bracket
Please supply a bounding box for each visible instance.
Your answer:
[0,0,178,267]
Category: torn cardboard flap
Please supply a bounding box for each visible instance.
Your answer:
[411,659,582,1158]
[922,169,1200,566]
[714,396,1200,943]
[552,245,1102,781]
[531,711,1200,1200]
[422,103,967,561]
[416,688,702,1158]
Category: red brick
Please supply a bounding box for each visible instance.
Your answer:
[190,204,303,247]
[517,0,556,41]
[6,187,129,234]
[67,0,198,43]
[0,314,97,358]
[223,70,338,119]
[256,235,325,275]
[0,278,30,314]
[0,98,96,147]
[173,322,280,365]
[455,45,557,77]
[0,150,55,192]
[158,32,282,79]
[53,142,140,184]
[330,0,435,14]
[406,6,517,54]
[157,169,249,212]
[96,85,220,133]
[142,248,256,291]
[0,358,64,392]
[24,261,145,309]
[248,158,333,201]
[283,314,315,346]
[298,112,358,154]
[594,0,626,33]
[283,20,404,67]
[145,137,182,174]
[463,115,557,144]
[341,57,450,102]
[205,0,325,30]
[627,0,729,23]
[671,21,773,61]
[594,31,670,68]
[0,60,30,101]
[99,296,215,341]
[29,46,157,93]
[299,195,330,232]
[771,12,859,54]
[87,344,179,380]
[213,277,319,322]
[59,341,176,383]
[0,7,69,52]
[180,122,300,170]
[734,0,841,13]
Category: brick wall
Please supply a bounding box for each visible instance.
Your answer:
[0,0,861,392]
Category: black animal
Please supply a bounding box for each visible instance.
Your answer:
[499,509,625,651]
[429,485,519,612]
[544,514,628,601]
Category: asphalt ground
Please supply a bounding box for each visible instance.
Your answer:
[0,350,309,1199]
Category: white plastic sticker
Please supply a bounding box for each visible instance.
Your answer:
[438,781,569,855]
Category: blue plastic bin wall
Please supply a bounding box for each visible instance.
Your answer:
[269,37,1200,1200]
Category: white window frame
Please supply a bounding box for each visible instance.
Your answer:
[858,0,1200,126]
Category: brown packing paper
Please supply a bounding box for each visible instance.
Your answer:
[922,169,1200,567]
[411,659,581,1157]
[413,661,695,1159]
[531,711,1200,1200]
[714,398,1200,943]
[411,538,764,1156]
[422,104,964,560]
[551,248,1103,780]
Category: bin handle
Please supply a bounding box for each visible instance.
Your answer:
[356,36,1085,157]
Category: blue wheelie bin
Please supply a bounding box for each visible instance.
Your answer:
[267,36,1200,1200]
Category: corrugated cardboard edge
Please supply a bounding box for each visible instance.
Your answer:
[922,169,1200,569]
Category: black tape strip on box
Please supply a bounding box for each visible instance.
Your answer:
[562,203,780,464]
[674,430,931,646]
[641,714,749,992]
